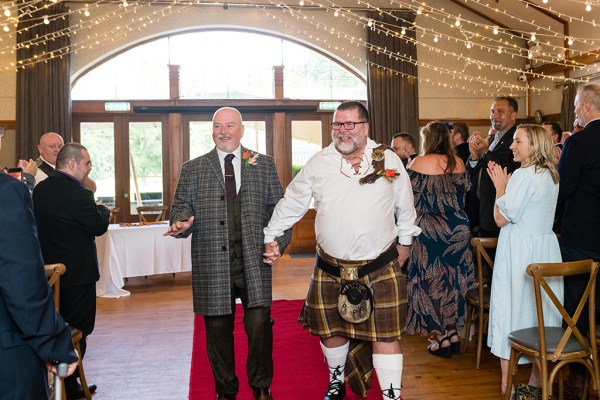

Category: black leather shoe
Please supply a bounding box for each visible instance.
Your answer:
[252,387,273,400]
[215,394,236,400]
[66,383,97,400]
[324,380,346,400]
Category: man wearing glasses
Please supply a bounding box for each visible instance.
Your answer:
[263,101,419,400]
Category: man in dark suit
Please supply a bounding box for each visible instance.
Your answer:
[556,83,600,396]
[451,121,471,163]
[33,142,110,399]
[466,96,520,236]
[165,107,291,400]
[0,136,78,398]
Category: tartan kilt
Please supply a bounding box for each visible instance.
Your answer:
[298,258,407,341]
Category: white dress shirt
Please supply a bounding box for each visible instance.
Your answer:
[34,156,55,186]
[216,147,241,194]
[264,139,420,260]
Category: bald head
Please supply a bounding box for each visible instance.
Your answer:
[37,132,64,166]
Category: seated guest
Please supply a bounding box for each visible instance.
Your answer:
[0,131,79,399]
[35,132,97,192]
[391,132,418,167]
[406,121,476,357]
[451,122,471,163]
[486,124,562,398]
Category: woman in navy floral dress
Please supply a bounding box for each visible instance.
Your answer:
[405,121,477,357]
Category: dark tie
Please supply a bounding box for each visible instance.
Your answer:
[224,154,237,199]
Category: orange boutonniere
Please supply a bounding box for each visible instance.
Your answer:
[242,151,259,166]
[376,168,400,182]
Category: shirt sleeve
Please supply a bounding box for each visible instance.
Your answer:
[263,162,314,243]
[388,151,421,244]
[496,168,531,224]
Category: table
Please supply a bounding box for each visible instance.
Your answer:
[96,223,192,298]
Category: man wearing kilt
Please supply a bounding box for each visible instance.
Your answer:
[263,101,420,400]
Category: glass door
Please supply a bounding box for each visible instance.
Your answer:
[74,115,169,223]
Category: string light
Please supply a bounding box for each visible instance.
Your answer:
[3,7,10,17]
[43,15,50,25]
[84,8,90,17]
[530,32,536,42]
[433,34,438,43]
[400,27,406,35]
[585,1,591,12]
[2,0,596,94]
[492,25,499,35]
[298,0,304,6]
[454,16,461,27]
[2,24,8,33]
[333,8,339,17]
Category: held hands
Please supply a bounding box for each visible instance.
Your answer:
[263,241,281,264]
[163,216,195,236]
[486,161,510,194]
[396,243,410,266]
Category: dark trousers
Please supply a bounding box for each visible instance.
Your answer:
[560,245,600,375]
[204,258,274,396]
[60,283,97,391]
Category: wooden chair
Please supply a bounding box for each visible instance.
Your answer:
[109,207,120,224]
[44,263,93,400]
[136,205,168,222]
[504,259,600,400]
[463,237,497,369]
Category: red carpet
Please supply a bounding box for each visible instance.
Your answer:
[189,299,383,399]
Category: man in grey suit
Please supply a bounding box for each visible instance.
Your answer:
[165,107,291,400]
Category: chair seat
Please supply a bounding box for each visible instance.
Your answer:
[466,286,491,305]
[509,326,590,354]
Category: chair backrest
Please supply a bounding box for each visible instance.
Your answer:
[109,207,120,224]
[527,259,599,362]
[470,237,498,303]
[44,263,66,310]
[136,205,168,222]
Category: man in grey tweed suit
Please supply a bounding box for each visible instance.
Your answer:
[165,107,291,400]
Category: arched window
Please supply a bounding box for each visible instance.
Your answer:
[72,30,366,100]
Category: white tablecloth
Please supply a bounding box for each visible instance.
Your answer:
[96,224,192,298]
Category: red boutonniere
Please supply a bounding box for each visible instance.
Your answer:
[242,151,259,166]
[376,168,400,182]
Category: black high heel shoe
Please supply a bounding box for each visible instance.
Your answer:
[427,336,452,358]
[448,331,461,354]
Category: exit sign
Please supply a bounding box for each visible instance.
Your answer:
[105,102,131,111]
[319,101,341,111]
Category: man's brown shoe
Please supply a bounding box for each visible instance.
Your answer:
[252,387,273,400]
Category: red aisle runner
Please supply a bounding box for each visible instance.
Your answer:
[188,299,383,400]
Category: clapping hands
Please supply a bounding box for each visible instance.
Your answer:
[486,161,510,193]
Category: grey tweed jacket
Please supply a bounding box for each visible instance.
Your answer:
[169,147,291,316]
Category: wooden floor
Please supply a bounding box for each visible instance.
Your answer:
[87,254,534,400]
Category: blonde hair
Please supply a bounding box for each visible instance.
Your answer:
[517,124,559,184]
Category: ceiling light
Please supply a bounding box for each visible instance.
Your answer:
[43,15,50,24]
[401,27,406,35]
[2,24,8,32]
[417,6,423,15]
[531,32,536,42]
[497,46,502,54]
[455,17,461,27]
[466,41,472,49]
[567,37,574,46]
[585,1,592,12]
[298,0,304,5]
[367,19,372,27]
[3,7,10,17]
[433,35,439,43]
[492,26,499,35]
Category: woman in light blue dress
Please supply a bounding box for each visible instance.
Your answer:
[486,124,562,398]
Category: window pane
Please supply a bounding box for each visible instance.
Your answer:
[80,122,115,206]
[72,40,170,100]
[173,32,281,99]
[72,30,366,101]
[283,41,366,100]
[129,122,163,214]
[189,120,266,160]
[291,120,322,179]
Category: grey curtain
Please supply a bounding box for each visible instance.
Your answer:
[16,2,71,160]
[366,10,419,147]
[561,83,577,132]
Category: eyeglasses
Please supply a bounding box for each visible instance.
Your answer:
[331,121,367,131]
